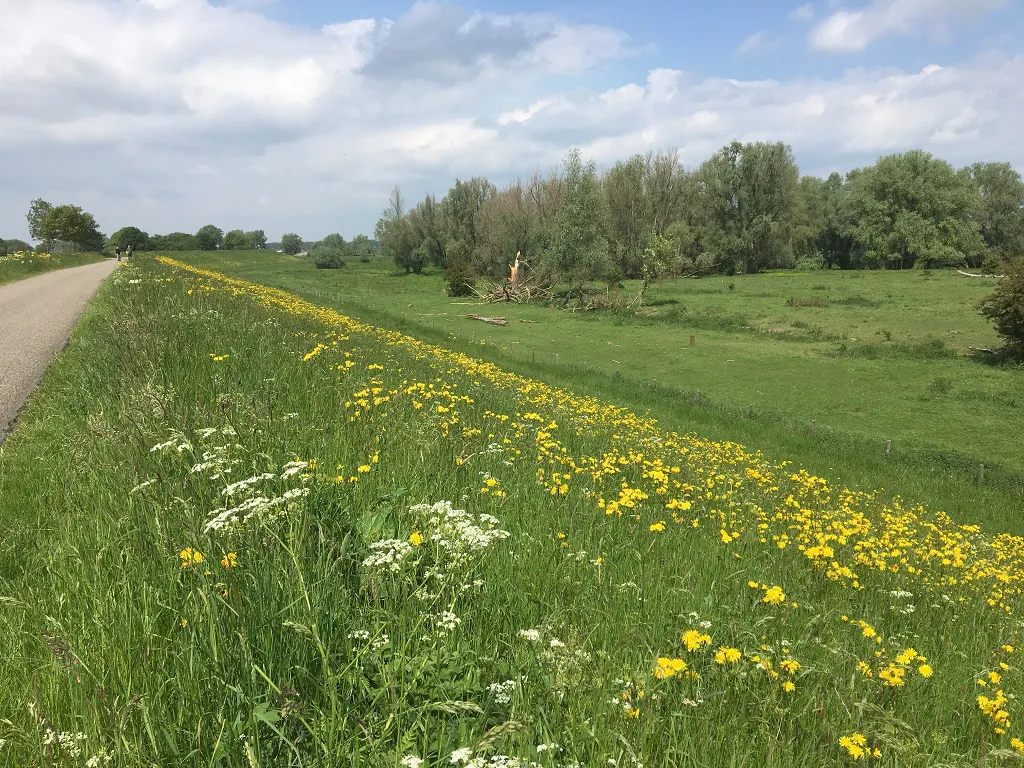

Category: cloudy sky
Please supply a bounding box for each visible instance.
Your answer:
[2,0,1022,243]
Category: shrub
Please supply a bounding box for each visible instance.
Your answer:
[311,244,346,270]
[445,260,476,297]
[981,260,1024,358]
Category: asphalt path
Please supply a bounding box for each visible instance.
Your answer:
[0,259,117,441]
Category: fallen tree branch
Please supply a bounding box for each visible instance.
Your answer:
[467,315,509,327]
[957,269,1002,278]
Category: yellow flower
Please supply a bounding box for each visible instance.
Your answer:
[839,733,867,760]
[715,647,742,665]
[654,657,688,679]
[918,664,933,678]
[780,659,801,674]
[782,681,796,692]
[624,705,641,719]
[682,630,712,652]
[649,521,666,532]
[409,531,425,547]
[220,552,238,569]
[180,618,189,628]
[762,585,786,605]
[1011,737,1024,754]
[179,548,204,569]
[357,464,371,473]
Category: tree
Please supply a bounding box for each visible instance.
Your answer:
[0,238,32,255]
[195,225,224,251]
[247,230,268,250]
[981,259,1024,358]
[604,155,652,279]
[109,226,152,252]
[965,162,1024,266]
[474,182,543,277]
[27,199,53,243]
[375,187,422,274]
[151,232,197,251]
[223,230,252,250]
[695,141,800,274]
[40,205,104,251]
[846,150,984,269]
[310,235,347,269]
[550,149,611,286]
[280,233,303,255]
[350,234,374,261]
[817,173,857,269]
[440,177,494,267]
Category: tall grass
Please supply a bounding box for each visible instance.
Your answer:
[0,256,1021,767]
[0,251,106,285]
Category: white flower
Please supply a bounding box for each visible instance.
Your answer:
[451,747,474,764]
[362,539,414,573]
[436,611,461,632]
[517,628,540,643]
[401,756,424,768]
[486,679,517,705]
[548,638,565,649]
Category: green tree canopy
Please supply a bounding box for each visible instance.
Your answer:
[280,233,303,255]
[223,230,251,250]
[109,227,152,251]
[847,150,984,269]
[151,232,197,251]
[981,259,1024,358]
[965,162,1024,265]
[195,225,224,251]
[0,238,33,255]
[26,199,53,243]
[40,205,104,251]
[551,148,611,284]
[375,187,422,274]
[247,230,268,250]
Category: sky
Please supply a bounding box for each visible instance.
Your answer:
[2,0,1023,243]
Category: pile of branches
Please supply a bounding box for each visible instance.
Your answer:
[472,274,552,304]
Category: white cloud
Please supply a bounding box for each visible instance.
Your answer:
[810,0,1009,52]
[790,4,815,22]
[737,30,774,56]
[0,0,1022,243]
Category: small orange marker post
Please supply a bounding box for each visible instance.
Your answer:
[690,335,696,347]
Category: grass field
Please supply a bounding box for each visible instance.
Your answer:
[0,251,107,285]
[1,255,1023,766]
[176,251,1024,534]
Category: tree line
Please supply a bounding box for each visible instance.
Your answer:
[374,144,1024,294]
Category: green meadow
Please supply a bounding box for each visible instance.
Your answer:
[0,251,107,285]
[179,251,1024,534]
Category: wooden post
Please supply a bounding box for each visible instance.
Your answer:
[690,335,696,347]
[885,440,891,455]
[811,419,816,435]
[532,350,535,364]
[978,464,985,484]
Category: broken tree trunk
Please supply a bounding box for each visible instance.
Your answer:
[467,315,509,327]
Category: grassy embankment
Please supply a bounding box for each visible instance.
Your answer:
[0,255,1023,766]
[0,251,107,285]
[179,251,1024,535]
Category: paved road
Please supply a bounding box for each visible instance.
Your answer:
[0,259,118,441]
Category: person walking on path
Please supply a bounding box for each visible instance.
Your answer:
[115,245,122,262]
[126,244,133,260]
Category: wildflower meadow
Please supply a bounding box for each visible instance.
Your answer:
[0,255,1022,767]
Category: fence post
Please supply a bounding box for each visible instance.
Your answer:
[978,464,985,484]
[690,335,696,347]
[885,440,891,455]
[811,419,816,435]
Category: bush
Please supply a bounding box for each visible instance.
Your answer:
[981,259,1024,358]
[311,245,346,270]
[445,261,476,297]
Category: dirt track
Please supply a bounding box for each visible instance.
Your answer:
[0,259,117,441]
